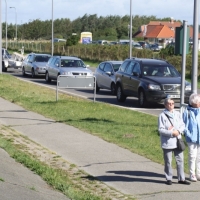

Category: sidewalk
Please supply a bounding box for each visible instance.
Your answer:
[0,96,200,200]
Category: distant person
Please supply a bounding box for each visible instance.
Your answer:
[183,93,200,182]
[158,98,190,185]
[155,68,165,76]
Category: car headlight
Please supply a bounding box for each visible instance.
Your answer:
[148,84,161,90]
[185,84,191,91]
[61,71,72,75]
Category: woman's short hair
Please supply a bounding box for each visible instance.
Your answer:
[189,93,200,105]
[164,98,173,105]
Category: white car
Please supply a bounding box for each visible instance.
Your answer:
[45,56,93,82]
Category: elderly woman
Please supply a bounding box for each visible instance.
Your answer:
[158,98,190,185]
[183,93,200,182]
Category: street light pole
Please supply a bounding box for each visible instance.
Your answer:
[10,6,17,41]
[0,0,2,73]
[5,0,7,49]
[129,0,132,58]
[51,0,54,56]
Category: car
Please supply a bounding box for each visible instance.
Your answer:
[149,44,160,52]
[8,52,25,69]
[133,42,143,49]
[22,53,51,78]
[94,60,123,95]
[138,41,151,49]
[45,56,93,82]
[115,57,192,107]
[2,48,11,72]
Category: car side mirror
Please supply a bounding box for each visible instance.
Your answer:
[106,71,112,76]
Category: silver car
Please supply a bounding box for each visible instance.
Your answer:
[94,61,123,95]
[45,56,93,82]
[22,53,51,78]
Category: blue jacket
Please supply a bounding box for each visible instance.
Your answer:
[158,109,185,149]
[183,105,200,144]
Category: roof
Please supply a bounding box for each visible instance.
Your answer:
[135,25,175,39]
[148,21,182,29]
[126,57,169,65]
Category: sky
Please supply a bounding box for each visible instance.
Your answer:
[0,0,198,25]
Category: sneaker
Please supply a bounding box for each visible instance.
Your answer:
[190,174,197,182]
[166,180,172,185]
[178,180,191,185]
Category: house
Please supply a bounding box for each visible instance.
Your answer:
[133,18,200,48]
[133,18,182,47]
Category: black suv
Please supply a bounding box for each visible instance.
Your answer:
[115,58,191,107]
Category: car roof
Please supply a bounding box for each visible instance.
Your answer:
[126,58,169,65]
[53,56,81,60]
[29,53,51,56]
[102,60,123,64]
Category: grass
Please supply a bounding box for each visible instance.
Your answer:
[0,73,194,199]
[0,135,104,200]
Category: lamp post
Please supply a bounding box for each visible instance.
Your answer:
[51,0,54,56]
[129,0,132,58]
[0,0,2,73]
[10,6,17,41]
[5,0,7,49]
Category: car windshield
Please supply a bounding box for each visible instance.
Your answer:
[113,64,121,72]
[34,55,50,62]
[142,65,180,77]
[61,59,86,68]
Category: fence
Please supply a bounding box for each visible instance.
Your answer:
[56,75,96,102]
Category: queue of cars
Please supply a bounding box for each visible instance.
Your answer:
[2,49,192,107]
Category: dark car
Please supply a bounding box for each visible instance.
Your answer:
[138,41,150,49]
[149,44,160,52]
[115,58,191,107]
[94,61,123,95]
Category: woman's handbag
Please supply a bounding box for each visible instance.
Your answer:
[176,138,186,151]
[164,113,186,151]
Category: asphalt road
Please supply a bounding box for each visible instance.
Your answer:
[5,68,183,117]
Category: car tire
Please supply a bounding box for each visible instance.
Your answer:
[96,82,100,92]
[2,62,7,72]
[45,72,51,83]
[138,90,148,107]
[22,67,26,76]
[116,85,126,102]
[31,68,35,78]
[111,83,116,95]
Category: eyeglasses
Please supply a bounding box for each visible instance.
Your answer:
[167,102,174,105]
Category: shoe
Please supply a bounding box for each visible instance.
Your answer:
[190,174,197,182]
[166,180,172,185]
[196,175,200,181]
[178,180,191,185]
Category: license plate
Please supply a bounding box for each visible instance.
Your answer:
[167,95,180,98]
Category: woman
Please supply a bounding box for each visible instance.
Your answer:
[158,98,190,185]
[183,93,200,182]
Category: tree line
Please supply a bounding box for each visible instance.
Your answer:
[1,14,175,41]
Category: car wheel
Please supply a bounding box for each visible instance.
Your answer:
[111,83,116,95]
[22,67,26,76]
[116,85,126,102]
[31,68,35,78]
[45,72,51,83]
[96,82,100,92]
[138,90,148,107]
[2,63,7,72]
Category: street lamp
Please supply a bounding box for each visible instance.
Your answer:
[10,6,17,41]
[51,0,54,56]
[129,0,132,58]
[0,0,2,73]
[5,0,7,49]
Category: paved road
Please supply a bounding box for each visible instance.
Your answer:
[0,148,69,200]
[5,68,172,117]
